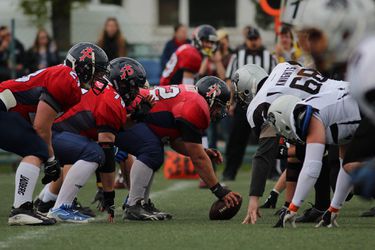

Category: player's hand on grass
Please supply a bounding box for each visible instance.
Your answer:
[41,157,61,184]
[100,191,115,223]
[242,196,261,224]
[205,148,223,164]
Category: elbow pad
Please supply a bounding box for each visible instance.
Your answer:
[99,142,116,173]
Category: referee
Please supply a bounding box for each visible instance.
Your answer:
[222,27,277,181]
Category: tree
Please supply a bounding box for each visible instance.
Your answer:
[20,0,87,50]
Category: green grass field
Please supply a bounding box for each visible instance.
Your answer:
[1,166,375,250]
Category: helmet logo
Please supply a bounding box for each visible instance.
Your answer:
[206,84,221,98]
[79,47,94,62]
[327,0,348,9]
[120,64,134,80]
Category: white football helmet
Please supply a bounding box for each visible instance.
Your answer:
[232,64,268,105]
[348,36,375,125]
[267,95,302,143]
[291,0,374,64]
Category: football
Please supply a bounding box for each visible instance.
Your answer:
[209,196,242,220]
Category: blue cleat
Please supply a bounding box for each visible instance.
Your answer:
[47,204,94,223]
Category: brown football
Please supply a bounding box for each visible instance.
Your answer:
[209,196,242,220]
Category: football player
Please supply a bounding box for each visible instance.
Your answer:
[115,77,242,220]
[37,57,143,223]
[160,25,219,85]
[285,0,375,222]
[267,88,361,227]
[0,42,108,226]
[233,62,349,225]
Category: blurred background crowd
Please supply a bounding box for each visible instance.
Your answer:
[0,0,299,181]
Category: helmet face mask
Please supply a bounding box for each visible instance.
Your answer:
[65,42,109,93]
[108,57,147,106]
[193,25,218,57]
[232,64,268,107]
[196,76,230,122]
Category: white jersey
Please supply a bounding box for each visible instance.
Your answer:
[247,62,349,133]
[297,89,361,145]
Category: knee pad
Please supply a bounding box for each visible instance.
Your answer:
[81,142,105,166]
[286,162,302,182]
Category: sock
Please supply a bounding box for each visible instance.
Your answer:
[127,160,153,206]
[38,183,50,200]
[330,166,353,210]
[13,162,40,208]
[314,156,331,211]
[144,172,155,202]
[53,160,98,209]
[42,184,58,203]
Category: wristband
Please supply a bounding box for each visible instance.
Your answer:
[210,183,230,199]
[47,155,55,162]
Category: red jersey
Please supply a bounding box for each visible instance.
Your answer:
[131,85,210,142]
[53,84,127,141]
[0,65,81,123]
[159,44,202,86]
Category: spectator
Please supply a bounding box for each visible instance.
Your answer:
[97,17,127,61]
[274,26,302,63]
[0,25,25,81]
[217,29,234,70]
[223,27,277,181]
[160,23,190,71]
[25,28,59,73]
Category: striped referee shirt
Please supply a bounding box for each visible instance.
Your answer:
[225,46,277,79]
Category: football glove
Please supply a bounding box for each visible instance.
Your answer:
[130,97,153,122]
[41,157,61,184]
[100,191,115,222]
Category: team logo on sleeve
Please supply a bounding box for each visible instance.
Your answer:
[206,84,221,97]
[79,47,94,62]
[120,64,135,80]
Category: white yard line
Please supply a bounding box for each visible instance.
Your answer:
[0,181,195,249]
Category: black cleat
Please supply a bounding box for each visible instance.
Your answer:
[144,199,173,220]
[260,190,278,209]
[36,200,56,216]
[274,206,287,216]
[295,204,324,223]
[315,210,339,228]
[72,198,96,217]
[9,202,56,226]
[123,200,165,221]
[360,207,375,217]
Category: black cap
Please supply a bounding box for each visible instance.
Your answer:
[247,28,260,39]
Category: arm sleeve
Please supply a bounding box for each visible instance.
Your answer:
[249,131,279,197]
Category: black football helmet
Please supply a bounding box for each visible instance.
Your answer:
[108,57,147,105]
[196,76,230,121]
[192,25,218,57]
[65,42,109,94]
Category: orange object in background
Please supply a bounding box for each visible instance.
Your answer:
[163,150,199,179]
[259,0,282,34]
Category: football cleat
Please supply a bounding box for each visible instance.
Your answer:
[72,198,96,217]
[8,202,56,226]
[273,207,288,228]
[47,204,94,223]
[360,207,375,217]
[143,199,173,220]
[36,200,56,216]
[315,210,339,228]
[123,200,165,221]
[260,190,278,209]
[282,210,297,228]
[295,204,324,223]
